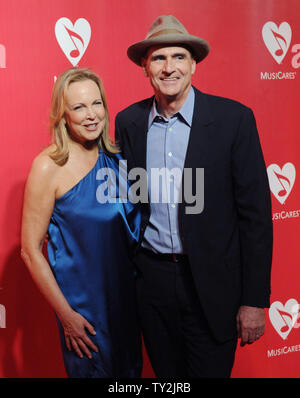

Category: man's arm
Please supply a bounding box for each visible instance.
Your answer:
[232,107,273,345]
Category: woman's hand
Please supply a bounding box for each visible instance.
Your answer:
[61,310,99,359]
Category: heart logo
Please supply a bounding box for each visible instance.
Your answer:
[267,163,296,204]
[262,22,292,64]
[55,18,91,66]
[269,299,299,340]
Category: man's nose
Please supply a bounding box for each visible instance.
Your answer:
[162,58,175,74]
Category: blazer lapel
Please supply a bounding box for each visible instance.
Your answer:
[183,87,214,169]
[179,88,215,218]
[127,97,153,170]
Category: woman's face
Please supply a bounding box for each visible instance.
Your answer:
[64,79,106,144]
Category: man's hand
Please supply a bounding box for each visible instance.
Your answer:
[236,305,265,346]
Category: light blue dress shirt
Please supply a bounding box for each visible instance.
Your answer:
[142,87,195,254]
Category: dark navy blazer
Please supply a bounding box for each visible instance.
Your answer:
[115,87,273,342]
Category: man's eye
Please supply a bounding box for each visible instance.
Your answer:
[153,56,164,61]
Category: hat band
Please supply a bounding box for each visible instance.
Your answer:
[147,29,185,39]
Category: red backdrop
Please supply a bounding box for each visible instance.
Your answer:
[0,0,299,378]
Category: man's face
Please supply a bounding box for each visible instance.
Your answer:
[142,46,196,102]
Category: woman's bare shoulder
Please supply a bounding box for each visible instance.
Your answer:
[29,145,61,182]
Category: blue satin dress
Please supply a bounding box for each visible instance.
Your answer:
[47,150,142,378]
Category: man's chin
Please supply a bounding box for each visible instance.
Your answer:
[159,90,180,101]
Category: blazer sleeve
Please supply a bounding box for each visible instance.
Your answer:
[232,106,273,308]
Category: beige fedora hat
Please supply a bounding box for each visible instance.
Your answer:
[127,15,210,66]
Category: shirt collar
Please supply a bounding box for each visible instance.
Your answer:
[148,86,195,129]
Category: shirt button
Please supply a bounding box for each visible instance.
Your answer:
[171,204,175,208]
[168,127,173,132]
[168,152,172,157]
[173,230,177,234]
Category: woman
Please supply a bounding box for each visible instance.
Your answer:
[21,68,142,378]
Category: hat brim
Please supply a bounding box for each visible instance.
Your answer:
[127,33,210,66]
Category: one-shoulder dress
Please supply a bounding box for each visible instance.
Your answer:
[47,150,142,378]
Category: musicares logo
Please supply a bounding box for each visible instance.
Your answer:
[261,22,300,80]
[267,163,296,205]
[269,299,299,340]
[55,18,91,66]
[0,44,6,68]
[262,22,292,64]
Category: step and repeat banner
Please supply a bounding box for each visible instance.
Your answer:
[0,0,299,378]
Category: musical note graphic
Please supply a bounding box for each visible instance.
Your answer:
[64,25,85,58]
[274,171,290,197]
[271,29,287,57]
[277,308,293,333]
[55,18,91,66]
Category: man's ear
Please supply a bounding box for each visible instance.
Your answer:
[191,59,196,75]
[141,59,148,77]
[142,67,148,77]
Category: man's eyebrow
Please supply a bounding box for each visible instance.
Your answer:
[172,52,186,57]
[151,52,187,59]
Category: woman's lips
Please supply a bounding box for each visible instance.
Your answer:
[84,122,99,131]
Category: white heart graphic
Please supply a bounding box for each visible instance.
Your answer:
[262,22,292,64]
[55,18,91,66]
[269,299,299,340]
[267,163,296,204]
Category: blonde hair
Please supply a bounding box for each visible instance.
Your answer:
[49,67,119,165]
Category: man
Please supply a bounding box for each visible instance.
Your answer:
[115,15,273,378]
